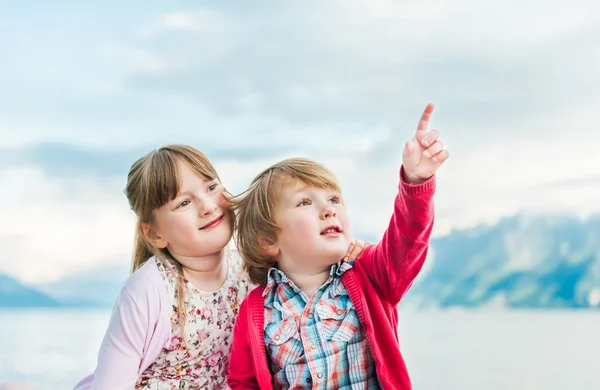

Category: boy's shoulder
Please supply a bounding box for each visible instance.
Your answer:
[242,285,266,311]
[341,260,374,291]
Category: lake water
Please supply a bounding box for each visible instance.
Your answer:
[1,309,599,389]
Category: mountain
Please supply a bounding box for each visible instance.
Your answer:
[34,262,130,307]
[406,214,600,309]
[0,273,61,307]
[4,214,600,309]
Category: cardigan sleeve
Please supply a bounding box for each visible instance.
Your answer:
[227,298,261,389]
[356,166,436,305]
[75,288,150,390]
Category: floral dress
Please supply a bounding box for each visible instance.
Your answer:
[135,250,249,390]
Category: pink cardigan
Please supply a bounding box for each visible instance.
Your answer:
[228,171,436,389]
[73,258,172,390]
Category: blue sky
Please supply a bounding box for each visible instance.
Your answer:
[2,0,599,283]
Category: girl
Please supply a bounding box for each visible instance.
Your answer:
[74,144,244,390]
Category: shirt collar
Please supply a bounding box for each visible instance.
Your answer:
[262,261,352,297]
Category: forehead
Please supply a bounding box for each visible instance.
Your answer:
[279,180,308,195]
[277,178,338,198]
[177,161,213,186]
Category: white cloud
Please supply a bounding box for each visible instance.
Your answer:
[100,46,188,76]
[0,166,135,283]
[138,9,237,37]
[162,12,198,30]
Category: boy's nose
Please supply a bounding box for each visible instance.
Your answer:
[320,206,336,219]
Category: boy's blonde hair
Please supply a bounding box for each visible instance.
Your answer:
[124,144,233,340]
[233,157,342,286]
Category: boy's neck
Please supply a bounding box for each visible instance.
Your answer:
[278,265,332,298]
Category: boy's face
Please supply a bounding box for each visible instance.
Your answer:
[270,180,352,271]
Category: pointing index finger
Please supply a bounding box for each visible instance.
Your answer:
[416,102,435,135]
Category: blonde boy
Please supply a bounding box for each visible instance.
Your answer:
[228,104,448,389]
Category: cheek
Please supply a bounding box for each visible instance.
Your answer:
[162,213,193,236]
[280,215,313,242]
[216,192,230,209]
[339,210,352,236]
[295,219,316,237]
[152,213,170,235]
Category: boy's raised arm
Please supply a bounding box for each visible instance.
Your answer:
[357,103,448,305]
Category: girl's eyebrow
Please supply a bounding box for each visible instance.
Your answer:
[174,180,215,199]
[173,190,194,200]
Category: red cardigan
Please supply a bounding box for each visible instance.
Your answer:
[228,171,436,389]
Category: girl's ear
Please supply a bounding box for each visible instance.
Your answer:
[259,236,279,257]
[141,222,168,249]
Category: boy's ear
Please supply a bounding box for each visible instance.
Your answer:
[140,222,168,249]
[259,236,279,257]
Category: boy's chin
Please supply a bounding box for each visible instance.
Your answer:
[320,250,349,266]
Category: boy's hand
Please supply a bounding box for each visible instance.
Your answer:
[343,239,372,265]
[402,103,449,184]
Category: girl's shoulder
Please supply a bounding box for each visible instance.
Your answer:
[120,257,166,302]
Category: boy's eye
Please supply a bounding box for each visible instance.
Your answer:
[329,195,341,204]
[297,198,311,207]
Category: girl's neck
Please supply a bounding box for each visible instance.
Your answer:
[176,250,228,292]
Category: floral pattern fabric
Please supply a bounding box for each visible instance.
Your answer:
[135,250,248,390]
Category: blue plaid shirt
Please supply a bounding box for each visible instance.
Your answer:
[263,262,380,389]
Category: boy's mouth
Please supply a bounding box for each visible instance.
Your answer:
[320,225,342,236]
[199,214,224,230]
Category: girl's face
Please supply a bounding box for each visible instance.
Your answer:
[150,162,232,261]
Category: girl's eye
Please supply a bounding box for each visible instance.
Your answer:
[177,200,191,208]
[297,198,311,207]
[329,195,341,204]
[208,183,218,192]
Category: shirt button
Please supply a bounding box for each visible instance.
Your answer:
[274,335,280,341]
[308,313,314,319]
[317,373,323,379]
[336,309,344,315]
[311,344,317,350]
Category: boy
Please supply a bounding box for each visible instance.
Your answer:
[228,103,448,389]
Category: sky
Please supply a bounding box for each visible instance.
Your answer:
[1,0,599,283]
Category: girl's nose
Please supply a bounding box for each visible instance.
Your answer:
[196,197,217,216]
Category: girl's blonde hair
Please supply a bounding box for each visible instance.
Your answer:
[233,157,342,286]
[124,144,232,341]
